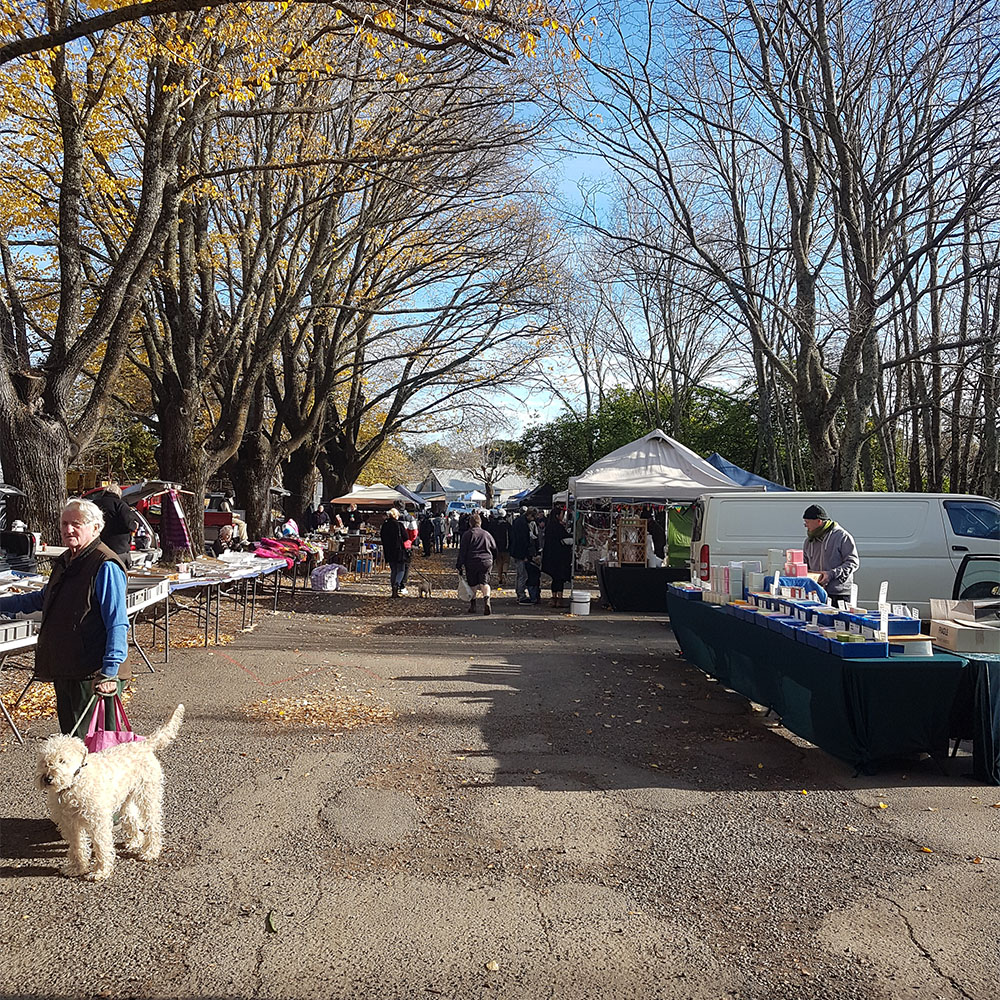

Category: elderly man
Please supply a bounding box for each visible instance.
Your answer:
[211,524,234,557]
[802,503,860,606]
[0,498,129,733]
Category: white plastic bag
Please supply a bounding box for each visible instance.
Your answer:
[457,574,474,601]
[311,563,347,591]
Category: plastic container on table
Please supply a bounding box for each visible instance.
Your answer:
[827,638,890,658]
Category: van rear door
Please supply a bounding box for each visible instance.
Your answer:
[942,499,1000,573]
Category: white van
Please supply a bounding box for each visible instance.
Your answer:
[689,492,1000,615]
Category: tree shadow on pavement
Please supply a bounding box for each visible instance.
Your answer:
[390,618,976,795]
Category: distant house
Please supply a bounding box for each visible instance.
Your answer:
[416,468,532,505]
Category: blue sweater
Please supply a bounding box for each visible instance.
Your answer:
[0,562,129,678]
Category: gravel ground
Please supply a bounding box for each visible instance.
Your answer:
[0,549,996,999]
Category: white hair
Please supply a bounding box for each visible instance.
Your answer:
[63,498,105,530]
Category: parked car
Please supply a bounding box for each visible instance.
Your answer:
[690,491,1000,616]
[82,484,162,567]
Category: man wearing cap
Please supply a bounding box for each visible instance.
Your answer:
[802,504,860,605]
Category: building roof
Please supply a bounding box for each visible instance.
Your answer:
[420,468,532,498]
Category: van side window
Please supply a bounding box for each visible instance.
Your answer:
[944,501,1000,540]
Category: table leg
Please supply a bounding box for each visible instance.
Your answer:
[214,583,221,645]
[129,624,156,674]
[11,672,37,710]
[202,586,210,648]
[0,694,24,744]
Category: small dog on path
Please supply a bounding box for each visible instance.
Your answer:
[411,571,433,598]
[34,704,185,881]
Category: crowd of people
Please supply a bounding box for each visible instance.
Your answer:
[366,500,578,611]
[450,505,574,610]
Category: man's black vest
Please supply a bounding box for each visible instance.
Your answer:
[36,537,128,681]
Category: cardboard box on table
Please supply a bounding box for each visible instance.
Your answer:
[930,619,1000,654]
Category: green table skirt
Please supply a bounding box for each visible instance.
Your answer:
[666,594,968,772]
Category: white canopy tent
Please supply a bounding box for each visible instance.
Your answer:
[328,483,413,507]
[568,430,747,501]
[566,430,755,582]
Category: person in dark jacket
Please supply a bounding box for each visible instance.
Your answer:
[432,513,447,553]
[345,504,364,533]
[457,513,497,614]
[91,484,138,565]
[418,513,434,557]
[644,507,667,567]
[0,499,128,733]
[508,507,533,604]
[541,506,573,608]
[379,508,407,597]
[487,511,511,588]
[211,524,234,557]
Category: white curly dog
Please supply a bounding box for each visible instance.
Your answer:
[34,704,184,881]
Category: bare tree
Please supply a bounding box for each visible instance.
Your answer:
[555,0,1000,488]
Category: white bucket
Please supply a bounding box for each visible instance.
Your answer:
[570,590,592,615]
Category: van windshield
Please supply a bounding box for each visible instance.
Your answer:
[944,501,1000,540]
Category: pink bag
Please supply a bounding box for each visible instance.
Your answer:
[84,695,145,753]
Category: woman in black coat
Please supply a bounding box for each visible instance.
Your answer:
[541,507,573,608]
[418,514,434,557]
[456,513,497,615]
[379,509,407,597]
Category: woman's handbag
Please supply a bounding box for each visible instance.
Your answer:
[84,695,145,753]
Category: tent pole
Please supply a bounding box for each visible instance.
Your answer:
[569,492,577,589]
[610,503,615,565]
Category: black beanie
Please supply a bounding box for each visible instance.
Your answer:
[803,504,828,520]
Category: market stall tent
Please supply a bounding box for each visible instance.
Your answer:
[568,430,748,500]
[566,430,756,611]
[328,483,415,507]
[705,453,790,491]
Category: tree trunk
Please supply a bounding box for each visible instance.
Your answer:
[319,441,365,501]
[281,444,320,535]
[229,433,276,543]
[0,409,72,542]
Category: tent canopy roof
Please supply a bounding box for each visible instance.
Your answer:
[568,430,753,501]
[705,453,790,491]
[393,484,428,505]
[328,483,414,507]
